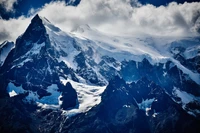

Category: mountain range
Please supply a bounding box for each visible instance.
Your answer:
[0,14,200,133]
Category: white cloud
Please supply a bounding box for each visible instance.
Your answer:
[130,2,200,36]
[38,0,200,37]
[38,0,134,33]
[0,0,17,12]
[0,16,31,43]
[1,0,200,43]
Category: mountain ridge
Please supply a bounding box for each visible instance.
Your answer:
[0,14,200,133]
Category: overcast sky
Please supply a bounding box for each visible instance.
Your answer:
[0,0,200,43]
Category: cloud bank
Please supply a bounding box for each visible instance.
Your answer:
[0,16,30,43]
[0,0,17,12]
[38,0,200,36]
[0,0,200,43]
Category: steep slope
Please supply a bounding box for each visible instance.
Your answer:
[0,41,14,66]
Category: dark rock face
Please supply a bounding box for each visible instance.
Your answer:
[99,56,119,80]
[14,14,49,60]
[59,82,78,110]
[120,59,200,97]
[74,52,105,85]
[0,95,39,133]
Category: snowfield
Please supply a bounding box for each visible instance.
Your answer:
[6,78,106,117]
[60,77,106,116]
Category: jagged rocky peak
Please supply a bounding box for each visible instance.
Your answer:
[13,14,51,59]
[31,14,42,24]
[21,14,47,42]
[0,14,79,105]
[28,14,58,31]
